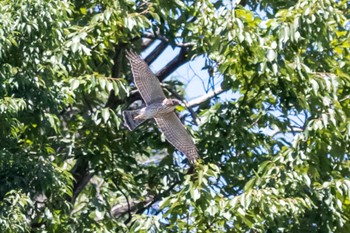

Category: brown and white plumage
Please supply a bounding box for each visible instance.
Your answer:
[125,50,166,105]
[155,113,199,164]
[123,49,199,164]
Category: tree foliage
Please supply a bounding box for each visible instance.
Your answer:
[0,0,349,232]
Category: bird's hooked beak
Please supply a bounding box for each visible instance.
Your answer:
[171,99,181,106]
[163,99,185,111]
[163,98,181,106]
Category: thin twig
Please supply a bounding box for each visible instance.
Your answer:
[115,184,132,224]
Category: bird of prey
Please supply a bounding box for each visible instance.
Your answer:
[123,49,199,164]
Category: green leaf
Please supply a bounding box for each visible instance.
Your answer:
[101,108,110,123]
[70,79,80,90]
[267,49,276,62]
[192,188,200,201]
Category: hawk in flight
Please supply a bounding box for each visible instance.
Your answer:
[123,50,199,164]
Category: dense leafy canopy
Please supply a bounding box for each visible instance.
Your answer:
[0,0,349,232]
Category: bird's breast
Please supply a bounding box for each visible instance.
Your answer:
[142,103,175,118]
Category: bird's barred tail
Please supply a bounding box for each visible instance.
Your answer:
[122,110,146,131]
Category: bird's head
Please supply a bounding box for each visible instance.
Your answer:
[163,98,181,107]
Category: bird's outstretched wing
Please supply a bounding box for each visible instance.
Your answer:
[125,50,166,105]
[155,113,199,164]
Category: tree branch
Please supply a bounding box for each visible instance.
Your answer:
[111,180,180,218]
[269,128,303,138]
[142,31,195,48]
[156,47,189,82]
[111,196,154,218]
[144,41,168,65]
[135,181,179,215]
[69,158,93,203]
[115,185,133,224]
[111,44,126,78]
[187,86,226,108]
